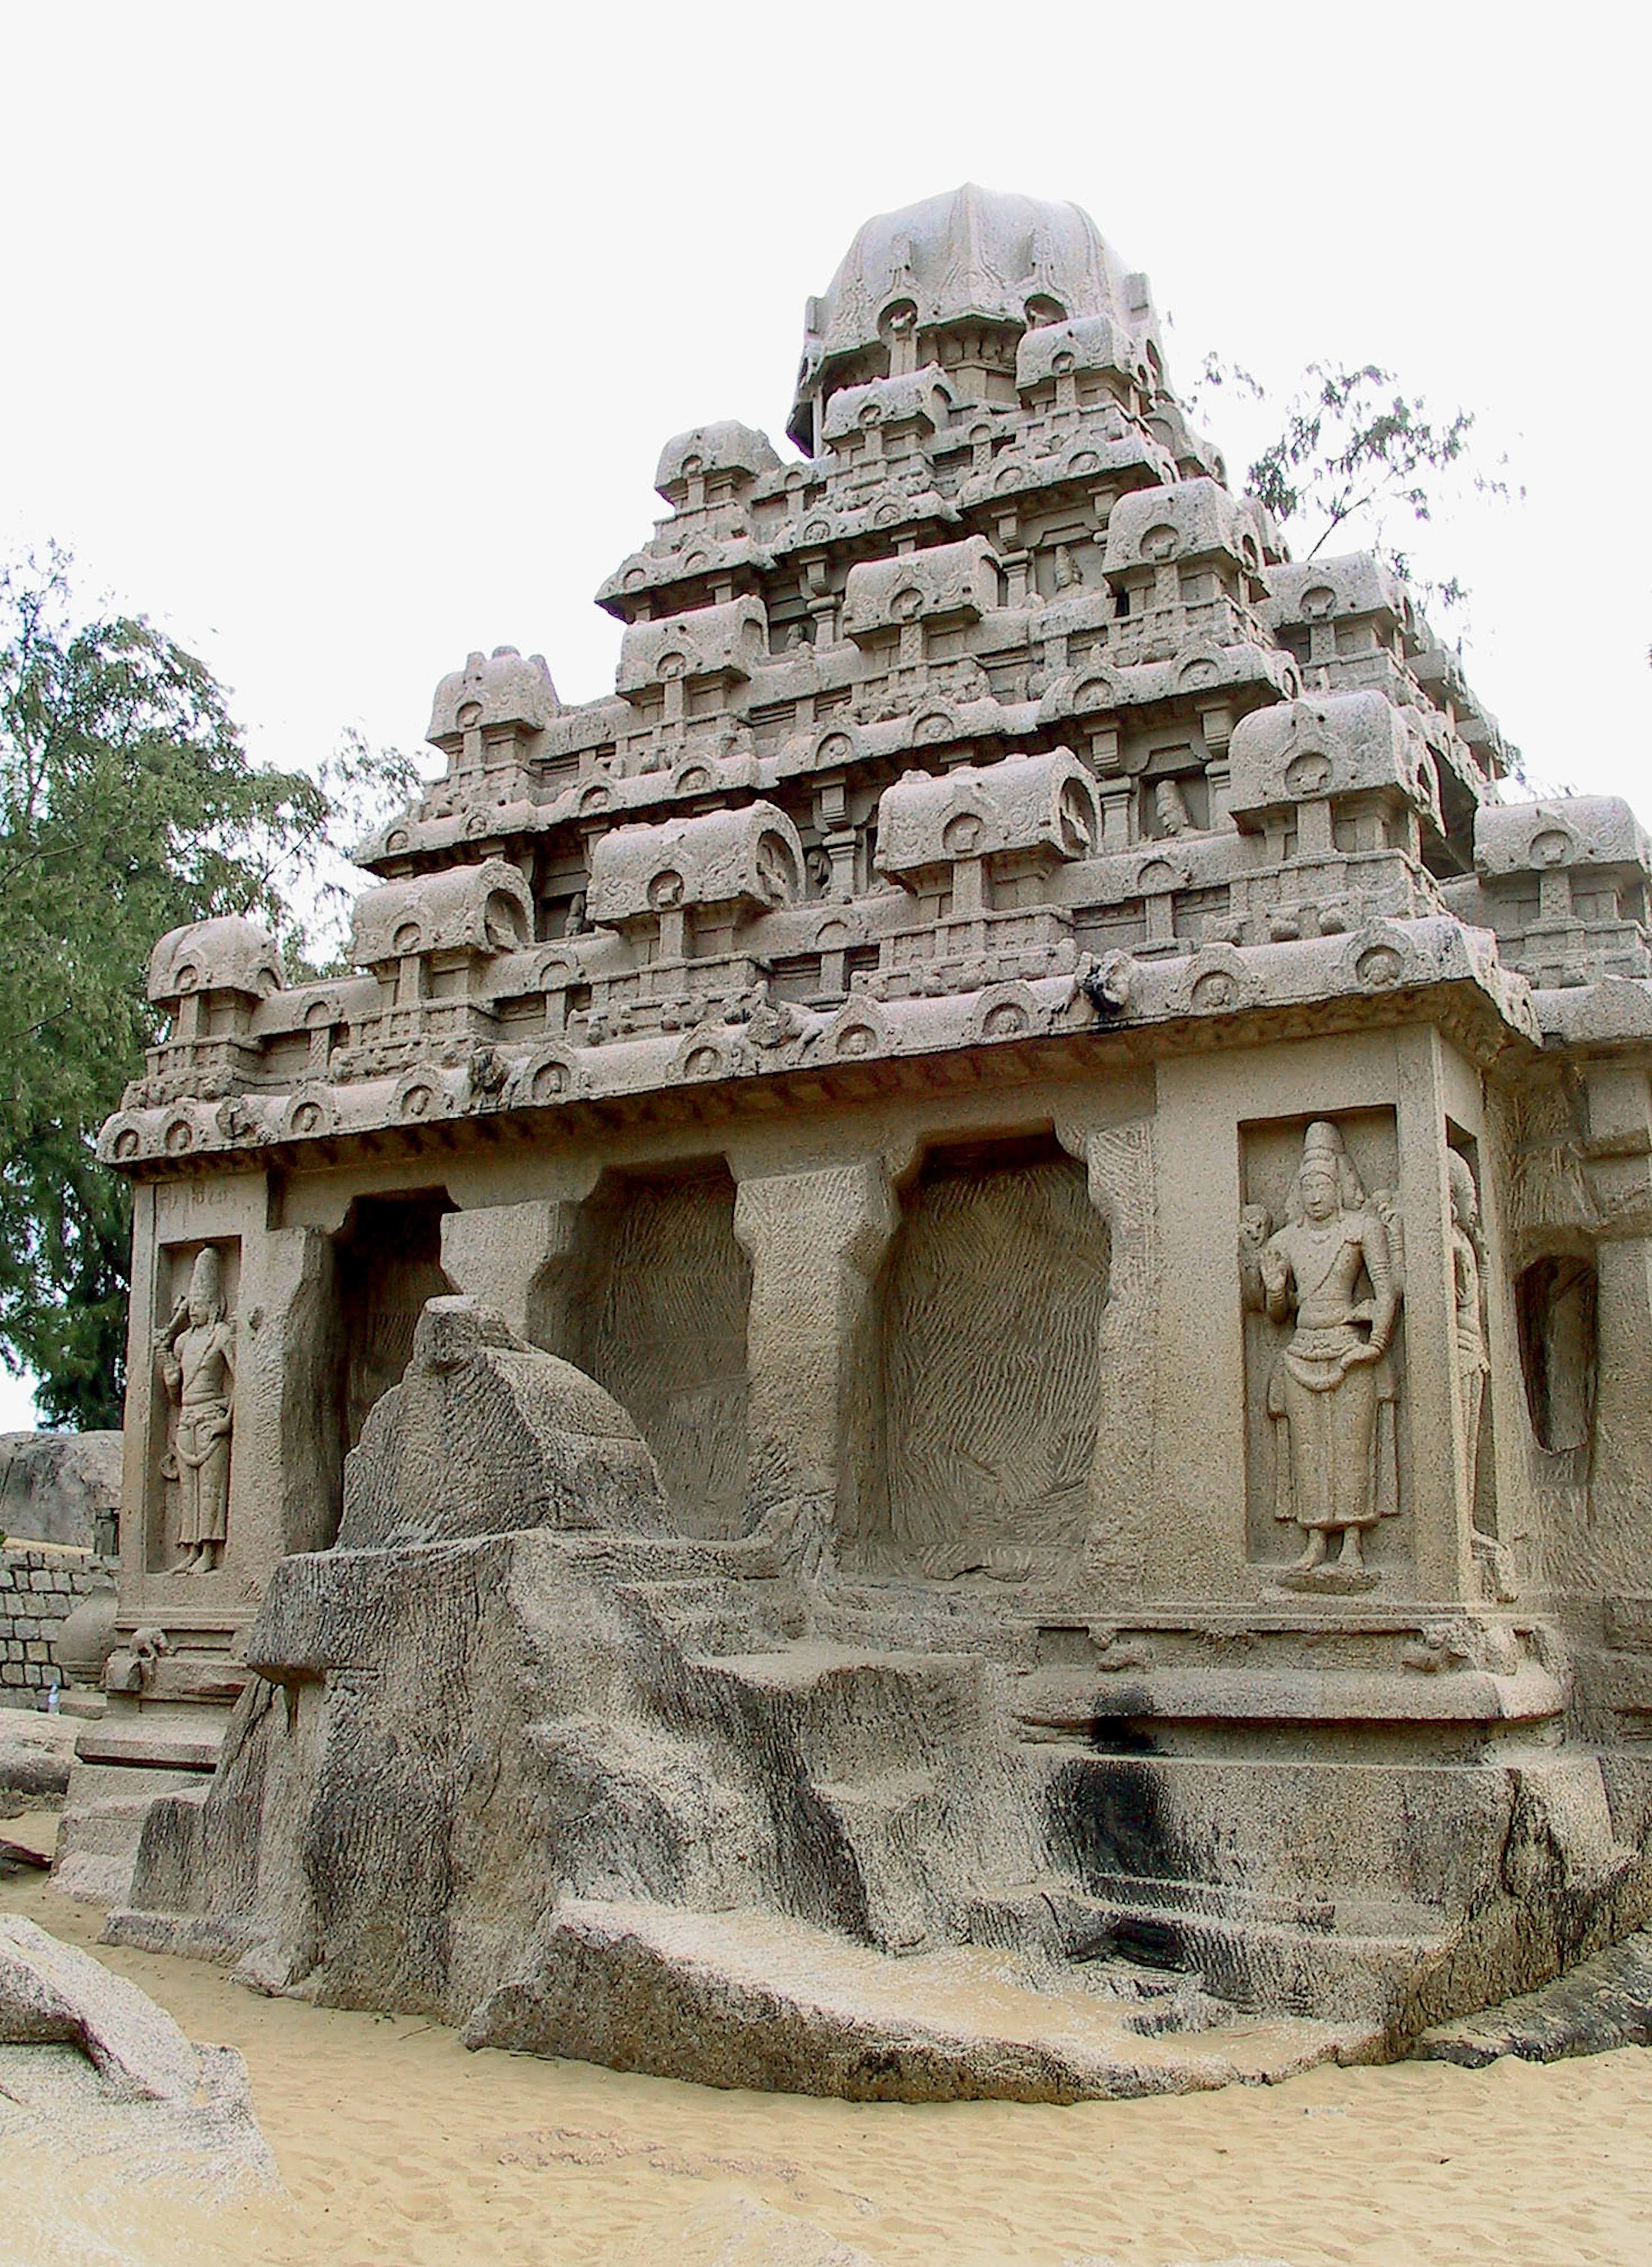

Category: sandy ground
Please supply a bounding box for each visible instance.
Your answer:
[2,1812,1649,2267]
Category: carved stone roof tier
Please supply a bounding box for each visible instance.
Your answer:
[105,186,1631,1178]
[587,803,804,924]
[875,751,1100,883]
[148,917,284,1009]
[350,859,533,970]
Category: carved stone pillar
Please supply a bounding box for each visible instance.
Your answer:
[237,1225,343,1562]
[1054,1111,1158,1598]
[1580,1061,1652,1595]
[441,1198,585,1353]
[1393,1027,1476,1601]
[731,1158,899,1574]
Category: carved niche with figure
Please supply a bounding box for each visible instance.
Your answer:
[154,1245,236,1574]
[1239,1119,1402,1589]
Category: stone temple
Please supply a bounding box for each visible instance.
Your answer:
[70,185,1652,2095]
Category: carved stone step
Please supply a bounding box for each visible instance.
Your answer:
[460,1895,1371,2102]
[689,1645,993,1789]
[811,1769,944,1953]
[1050,1890,1445,2028]
[619,1573,800,1659]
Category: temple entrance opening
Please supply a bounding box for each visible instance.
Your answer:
[570,1161,752,1538]
[863,1132,1109,1578]
[335,1191,456,1457]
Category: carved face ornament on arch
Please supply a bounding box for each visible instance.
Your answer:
[754,834,795,905]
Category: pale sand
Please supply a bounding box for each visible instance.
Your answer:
[2,1812,1649,2267]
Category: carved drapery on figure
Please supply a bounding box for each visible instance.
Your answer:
[1239,1120,1401,1588]
[155,1245,235,1574]
[1451,1149,1515,1600]
[1450,1152,1489,1516]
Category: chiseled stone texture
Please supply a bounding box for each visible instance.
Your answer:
[90,183,1652,2097]
[0,1914,279,2194]
[0,1432,120,1552]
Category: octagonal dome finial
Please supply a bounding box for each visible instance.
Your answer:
[789,183,1151,451]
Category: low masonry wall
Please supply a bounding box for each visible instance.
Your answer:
[0,1546,107,1704]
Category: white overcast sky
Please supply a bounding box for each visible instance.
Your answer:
[2,0,1648,1427]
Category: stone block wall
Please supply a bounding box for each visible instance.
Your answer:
[0,1547,105,1704]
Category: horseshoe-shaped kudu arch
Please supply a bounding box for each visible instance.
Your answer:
[76,185,1652,2099]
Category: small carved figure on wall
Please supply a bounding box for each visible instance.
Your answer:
[155,1247,235,1575]
[1252,1121,1401,1587]
[1448,1150,1515,1598]
[1153,778,1192,837]
[1449,1152,1490,1518]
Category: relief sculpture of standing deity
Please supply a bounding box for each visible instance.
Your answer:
[1449,1149,1515,1598]
[1240,1120,1402,1585]
[155,1245,235,1575]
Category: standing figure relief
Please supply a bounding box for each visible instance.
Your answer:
[156,1245,235,1575]
[1240,1120,1402,1583]
[1448,1150,1489,1519]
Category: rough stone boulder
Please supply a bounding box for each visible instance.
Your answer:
[338,1295,673,1548]
[0,1430,120,1550]
[0,1913,280,2196]
[0,1709,80,1807]
[0,1912,200,2098]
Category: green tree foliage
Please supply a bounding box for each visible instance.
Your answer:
[0,548,413,1428]
[1194,356,1516,611]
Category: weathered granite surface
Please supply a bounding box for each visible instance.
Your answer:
[86,183,1652,2098]
[0,1710,80,1807]
[0,1913,279,2195]
[0,1432,120,1551]
[1415,1928,1652,2066]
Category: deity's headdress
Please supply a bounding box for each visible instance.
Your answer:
[188,1245,226,1320]
[1290,1119,1367,1218]
[1448,1149,1481,1239]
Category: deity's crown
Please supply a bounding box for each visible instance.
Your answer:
[189,1246,225,1306]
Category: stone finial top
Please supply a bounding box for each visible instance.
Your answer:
[427,647,559,750]
[789,184,1146,449]
[1474,797,1652,880]
[147,917,284,1009]
[350,858,533,968]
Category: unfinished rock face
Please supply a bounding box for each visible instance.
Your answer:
[338,1295,673,1548]
[0,1431,120,1551]
[112,1305,1652,2099]
[90,182,1652,2097]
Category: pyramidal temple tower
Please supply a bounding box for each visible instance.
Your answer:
[77,188,1652,2094]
